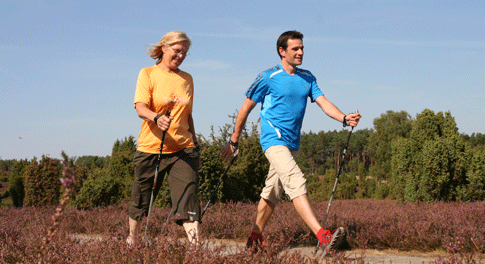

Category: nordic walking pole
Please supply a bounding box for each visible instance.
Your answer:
[144,109,170,240]
[316,110,357,248]
[200,148,240,220]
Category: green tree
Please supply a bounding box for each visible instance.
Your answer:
[368,110,412,181]
[197,117,269,204]
[8,159,29,207]
[75,167,122,209]
[465,146,485,200]
[374,181,391,199]
[74,137,136,208]
[108,136,137,200]
[223,122,269,202]
[0,159,15,174]
[197,126,228,204]
[297,131,325,175]
[337,172,359,199]
[60,152,89,203]
[391,109,468,203]
[461,132,485,148]
[75,155,109,169]
[356,176,376,199]
[308,169,333,200]
[23,156,61,206]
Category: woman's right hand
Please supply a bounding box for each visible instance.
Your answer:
[156,114,174,132]
[135,102,174,131]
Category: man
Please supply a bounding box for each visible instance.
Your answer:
[221,30,361,253]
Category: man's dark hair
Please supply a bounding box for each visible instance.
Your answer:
[276,30,304,59]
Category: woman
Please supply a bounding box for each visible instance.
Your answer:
[127,30,200,245]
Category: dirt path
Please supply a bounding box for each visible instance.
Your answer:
[204,239,446,263]
[292,246,443,264]
[71,234,449,263]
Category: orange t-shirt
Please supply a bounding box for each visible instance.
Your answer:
[134,65,196,154]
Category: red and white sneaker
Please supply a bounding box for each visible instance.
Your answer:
[246,233,266,254]
[321,227,345,254]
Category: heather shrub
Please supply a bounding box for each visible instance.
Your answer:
[328,200,485,253]
[23,156,61,206]
[1,200,485,263]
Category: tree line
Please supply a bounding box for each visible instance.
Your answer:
[0,109,484,208]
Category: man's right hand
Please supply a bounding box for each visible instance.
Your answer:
[221,140,239,163]
[345,110,361,127]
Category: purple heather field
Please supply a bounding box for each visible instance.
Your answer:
[1,199,484,263]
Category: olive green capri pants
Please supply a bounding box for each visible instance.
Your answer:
[128,147,200,225]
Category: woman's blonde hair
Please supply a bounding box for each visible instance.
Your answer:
[146,30,191,64]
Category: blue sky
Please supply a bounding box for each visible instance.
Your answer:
[1,0,484,160]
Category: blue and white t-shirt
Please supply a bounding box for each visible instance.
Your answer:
[245,64,324,152]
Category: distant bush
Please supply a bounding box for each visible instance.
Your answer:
[391,110,469,204]
[374,181,391,199]
[75,155,109,169]
[75,168,123,209]
[108,136,136,201]
[73,136,136,209]
[197,120,269,205]
[23,156,61,206]
[465,145,485,200]
[356,176,376,199]
[8,159,29,207]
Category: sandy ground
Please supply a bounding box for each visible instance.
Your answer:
[204,239,446,264]
[291,246,444,264]
[72,234,457,263]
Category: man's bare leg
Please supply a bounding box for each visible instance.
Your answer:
[251,198,276,234]
[292,194,321,235]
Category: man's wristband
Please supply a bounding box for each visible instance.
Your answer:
[343,115,349,127]
[154,114,162,124]
[229,140,238,150]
